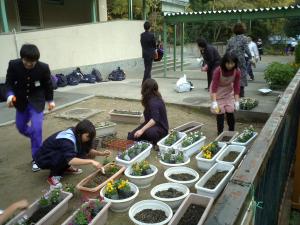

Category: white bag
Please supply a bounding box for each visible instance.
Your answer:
[175,74,192,93]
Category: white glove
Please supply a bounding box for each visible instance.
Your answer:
[6,95,15,107]
[234,101,240,111]
[211,101,218,110]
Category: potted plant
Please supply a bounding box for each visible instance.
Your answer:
[240,97,258,110]
[195,141,227,170]
[159,149,190,169]
[94,121,117,137]
[173,121,204,134]
[124,160,158,188]
[174,131,206,157]
[231,125,258,146]
[109,109,143,124]
[216,145,247,167]
[164,166,200,188]
[61,197,111,225]
[100,179,139,212]
[157,130,186,153]
[195,163,235,199]
[168,193,214,225]
[150,183,190,210]
[76,162,125,198]
[128,200,173,225]
[7,190,73,225]
[214,131,239,144]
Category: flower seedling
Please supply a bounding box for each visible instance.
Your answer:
[181,131,202,147]
[201,141,220,159]
[164,130,180,146]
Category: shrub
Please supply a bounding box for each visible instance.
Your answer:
[264,62,295,89]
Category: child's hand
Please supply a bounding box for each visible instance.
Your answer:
[102,150,111,157]
[91,160,102,169]
[14,199,29,210]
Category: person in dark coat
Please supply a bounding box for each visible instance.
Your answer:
[34,119,111,189]
[128,78,169,146]
[197,38,221,90]
[140,21,156,84]
[5,44,55,172]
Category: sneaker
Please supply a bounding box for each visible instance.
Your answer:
[47,176,62,189]
[32,161,40,172]
[65,166,83,175]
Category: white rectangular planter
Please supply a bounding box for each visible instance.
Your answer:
[214,131,239,144]
[168,193,214,225]
[175,136,207,158]
[173,121,204,134]
[95,121,117,137]
[157,132,186,154]
[109,109,143,124]
[231,132,258,146]
[61,200,111,225]
[195,163,235,199]
[6,191,73,225]
[195,142,227,170]
[216,145,247,167]
[115,142,153,168]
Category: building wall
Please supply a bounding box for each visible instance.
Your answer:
[41,0,92,28]
[0,20,144,78]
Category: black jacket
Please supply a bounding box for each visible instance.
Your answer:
[201,44,221,73]
[5,59,54,112]
[140,31,156,59]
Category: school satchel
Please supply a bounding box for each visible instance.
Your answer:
[91,68,103,82]
[108,67,126,81]
[55,74,68,87]
[80,74,96,83]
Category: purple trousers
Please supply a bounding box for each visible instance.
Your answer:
[15,104,43,159]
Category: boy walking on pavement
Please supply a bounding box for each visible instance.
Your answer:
[5,44,55,172]
[140,21,156,84]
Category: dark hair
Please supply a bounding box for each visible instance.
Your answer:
[196,38,207,48]
[144,21,151,31]
[73,119,96,154]
[221,52,239,71]
[233,23,246,35]
[20,44,40,61]
[141,78,162,108]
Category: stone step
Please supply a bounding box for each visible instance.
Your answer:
[152,62,190,74]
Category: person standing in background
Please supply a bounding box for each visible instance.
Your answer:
[247,36,259,81]
[197,38,221,91]
[226,23,251,97]
[256,38,263,61]
[140,21,156,84]
[5,44,55,172]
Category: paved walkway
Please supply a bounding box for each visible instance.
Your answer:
[0,55,294,126]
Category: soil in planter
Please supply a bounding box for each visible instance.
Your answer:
[24,204,58,224]
[155,188,184,198]
[220,135,232,142]
[204,171,227,189]
[178,204,205,225]
[84,165,121,188]
[134,209,167,223]
[223,151,239,162]
[117,190,135,199]
[169,173,195,181]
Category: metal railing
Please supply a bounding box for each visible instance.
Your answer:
[204,69,300,225]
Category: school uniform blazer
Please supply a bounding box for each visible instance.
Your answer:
[5,59,54,112]
[140,31,156,59]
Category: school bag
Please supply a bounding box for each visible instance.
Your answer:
[108,67,126,81]
[66,71,81,86]
[55,74,68,87]
[51,75,58,90]
[91,68,103,82]
[80,74,97,83]
[0,83,8,102]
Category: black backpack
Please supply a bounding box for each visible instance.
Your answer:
[80,74,97,83]
[91,68,103,82]
[55,74,68,87]
[0,83,8,102]
[108,67,126,81]
[66,71,81,86]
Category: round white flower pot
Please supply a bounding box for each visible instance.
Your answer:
[100,182,139,212]
[125,164,158,188]
[150,183,190,210]
[129,200,173,225]
[159,157,191,170]
[164,166,200,188]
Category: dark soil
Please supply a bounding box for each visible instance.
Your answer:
[223,151,239,162]
[25,204,58,224]
[155,188,184,198]
[178,204,205,225]
[204,171,227,189]
[134,209,167,223]
[169,173,195,181]
[118,190,134,199]
[220,135,232,142]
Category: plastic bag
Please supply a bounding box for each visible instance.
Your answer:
[175,74,193,93]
